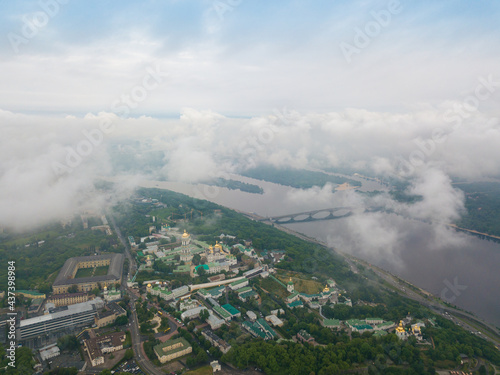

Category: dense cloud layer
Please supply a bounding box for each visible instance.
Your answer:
[1,104,499,233]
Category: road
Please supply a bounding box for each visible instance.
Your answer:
[108,214,165,375]
[128,293,165,375]
[108,213,135,280]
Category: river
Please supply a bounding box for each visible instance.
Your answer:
[133,175,500,326]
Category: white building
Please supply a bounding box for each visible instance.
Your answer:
[287,278,294,293]
[205,242,232,263]
[103,286,121,302]
[265,315,284,327]
[147,284,175,301]
[246,311,257,321]
[172,285,190,298]
[181,306,208,321]
[271,309,285,316]
[207,314,225,330]
[179,299,200,311]
[229,278,249,291]
[180,230,193,262]
[39,344,60,361]
[211,360,221,372]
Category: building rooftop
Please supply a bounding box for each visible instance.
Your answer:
[154,338,191,359]
[20,298,103,327]
[286,291,299,300]
[207,314,225,326]
[242,321,267,339]
[207,286,225,296]
[53,253,123,287]
[298,329,312,341]
[97,309,116,319]
[353,324,373,330]
[237,286,253,294]
[39,344,60,361]
[257,318,277,337]
[195,264,209,272]
[17,290,45,297]
[213,305,231,319]
[108,302,127,316]
[48,292,88,300]
[221,304,240,316]
[347,319,366,326]
[287,300,303,308]
[230,278,248,286]
[239,290,257,300]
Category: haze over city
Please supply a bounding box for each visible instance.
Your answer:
[1,1,500,374]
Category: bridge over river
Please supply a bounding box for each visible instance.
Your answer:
[260,206,384,224]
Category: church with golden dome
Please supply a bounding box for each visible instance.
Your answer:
[395,320,408,340]
[180,230,194,262]
[175,230,237,269]
[205,241,231,263]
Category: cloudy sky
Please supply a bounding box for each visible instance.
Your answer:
[1,0,500,115]
[1,0,500,230]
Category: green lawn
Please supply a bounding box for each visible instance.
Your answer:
[184,365,213,375]
[94,265,109,276]
[74,267,94,278]
[259,277,288,298]
[276,270,324,294]
[74,265,109,278]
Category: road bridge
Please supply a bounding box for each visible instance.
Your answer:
[261,206,383,224]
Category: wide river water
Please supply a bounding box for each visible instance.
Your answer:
[134,175,500,326]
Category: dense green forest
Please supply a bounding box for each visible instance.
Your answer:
[223,335,428,375]
[240,165,361,189]
[0,345,35,375]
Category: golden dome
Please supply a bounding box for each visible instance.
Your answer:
[396,320,405,333]
[147,283,152,288]
[209,246,214,253]
[182,230,189,238]
[323,285,329,293]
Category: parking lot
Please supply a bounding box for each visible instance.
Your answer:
[115,359,145,374]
